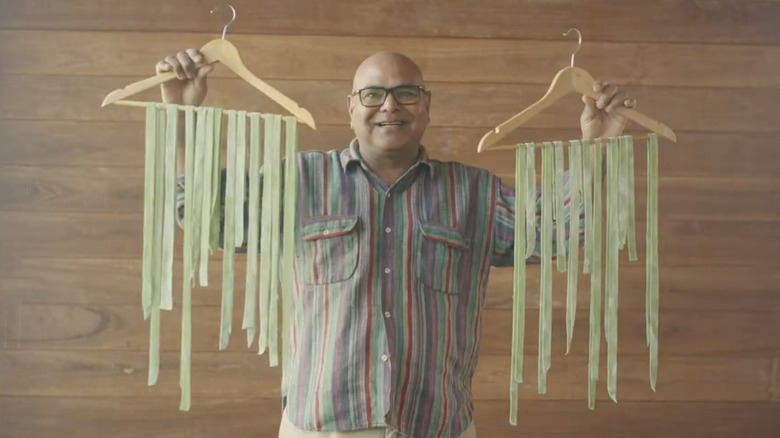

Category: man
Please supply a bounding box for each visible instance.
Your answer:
[157,49,634,438]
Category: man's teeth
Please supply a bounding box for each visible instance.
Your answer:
[379,122,403,126]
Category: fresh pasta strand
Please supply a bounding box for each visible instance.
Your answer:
[258,115,275,355]
[243,113,262,348]
[282,116,299,383]
[268,114,283,367]
[626,136,638,261]
[198,107,215,286]
[509,144,528,424]
[179,107,196,411]
[235,110,248,247]
[581,141,593,274]
[149,105,166,386]
[219,110,238,351]
[190,109,208,279]
[565,140,582,355]
[605,137,620,403]
[538,142,554,394]
[587,139,603,410]
[553,141,567,272]
[141,104,158,320]
[160,104,178,311]
[525,144,536,259]
[646,133,660,391]
[208,108,224,251]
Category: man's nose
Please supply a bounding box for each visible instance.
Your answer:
[380,92,401,111]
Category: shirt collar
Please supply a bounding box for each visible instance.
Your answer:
[341,138,434,175]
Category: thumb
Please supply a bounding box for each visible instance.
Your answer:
[195,63,214,80]
[581,95,598,121]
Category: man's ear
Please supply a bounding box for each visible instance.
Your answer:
[424,90,432,111]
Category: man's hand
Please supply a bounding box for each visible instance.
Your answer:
[580,80,636,140]
[155,48,215,106]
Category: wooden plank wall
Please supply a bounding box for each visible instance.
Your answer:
[1,0,779,436]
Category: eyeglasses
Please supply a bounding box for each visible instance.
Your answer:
[350,85,427,107]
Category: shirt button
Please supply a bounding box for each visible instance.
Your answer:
[384,268,391,274]
[323,230,330,235]
[385,227,392,233]
[384,312,391,318]
[381,354,389,362]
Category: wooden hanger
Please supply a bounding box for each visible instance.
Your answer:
[101,3,316,130]
[477,29,675,152]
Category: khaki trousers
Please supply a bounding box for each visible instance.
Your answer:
[278,412,477,438]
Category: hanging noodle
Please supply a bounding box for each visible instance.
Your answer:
[587,139,603,410]
[625,136,638,261]
[161,104,178,310]
[553,141,567,272]
[538,142,554,394]
[581,140,593,274]
[565,140,582,354]
[267,115,284,367]
[243,113,262,347]
[235,111,248,247]
[605,137,620,403]
[180,106,195,411]
[282,116,299,380]
[220,110,238,350]
[209,109,224,250]
[646,133,659,391]
[198,108,215,286]
[525,144,536,259]
[190,109,207,279]
[509,144,528,425]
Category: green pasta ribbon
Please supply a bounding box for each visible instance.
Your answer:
[581,141,593,275]
[565,140,582,355]
[267,115,284,367]
[199,107,215,286]
[243,113,262,348]
[141,104,158,321]
[180,107,195,411]
[625,136,638,261]
[646,133,660,391]
[525,145,536,259]
[235,111,248,247]
[587,139,603,410]
[538,142,554,394]
[148,105,166,386]
[220,110,238,351]
[509,143,527,425]
[605,137,620,403]
[282,117,299,380]
[160,104,178,311]
[553,141,567,272]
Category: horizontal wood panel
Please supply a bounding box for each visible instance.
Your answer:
[1,212,776,266]
[1,397,779,438]
[1,121,778,178]
[3,30,780,88]
[3,302,779,357]
[3,166,776,222]
[3,260,779,313]
[2,350,776,402]
[2,75,778,133]
[2,0,780,45]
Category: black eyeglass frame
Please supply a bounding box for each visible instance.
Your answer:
[349,85,429,107]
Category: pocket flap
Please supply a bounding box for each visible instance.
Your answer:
[419,222,470,250]
[302,216,359,241]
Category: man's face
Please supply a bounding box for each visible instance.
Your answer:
[347,55,430,154]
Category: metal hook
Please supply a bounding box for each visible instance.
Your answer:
[563,28,582,67]
[210,2,236,39]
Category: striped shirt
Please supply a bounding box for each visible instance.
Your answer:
[175,139,580,438]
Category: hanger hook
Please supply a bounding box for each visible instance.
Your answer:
[563,28,582,67]
[210,2,236,39]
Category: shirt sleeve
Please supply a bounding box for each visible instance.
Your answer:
[491,170,584,267]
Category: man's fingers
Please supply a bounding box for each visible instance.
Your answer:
[176,51,197,79]
[604,90,628,113]
[596,83,618,109]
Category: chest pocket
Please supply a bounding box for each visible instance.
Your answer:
[416,222,471,294]
[301,216,359,285]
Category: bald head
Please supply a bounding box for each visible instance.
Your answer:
[352,51,425,91]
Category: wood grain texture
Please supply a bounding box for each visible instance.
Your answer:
[2,0,780,45]
[2,212,777,266]
[2,1,780,436]
[2,75,779,133]
[3,301,779,357]
[1,397,778,438]
[2,350,776,402]
[3,30,780,88]
[2,121,779,177]
[3,259,779,313]
[2,166,777,222]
